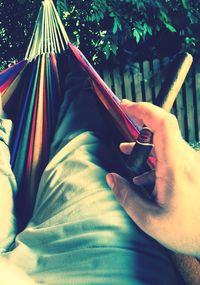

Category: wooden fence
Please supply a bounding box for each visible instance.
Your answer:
[99,58,200,143]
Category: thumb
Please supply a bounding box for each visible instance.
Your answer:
[133,170,156,187]
[106,173,160,232]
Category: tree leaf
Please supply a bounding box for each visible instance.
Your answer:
[181,0,189,9]
[147,25,153,36]
[133,29,141,43]
[110,42,118,55]
[103,44,111,60]
[113,17,122,34]
[165,23,176,33]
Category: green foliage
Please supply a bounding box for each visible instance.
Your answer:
[159,10,176,32]
[0,0,200,70]
[0,0,41,70]
[56,0,67,18]
[56,0,200,65]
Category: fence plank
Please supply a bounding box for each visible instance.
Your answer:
[195,69,200,141]
[100,58,200,143]
[185,75,196,142]
[143,60,153,103]
[102,69,112,90]
[175,89,186,139]
[113,68,123,100]
[123,68,133,101]
[152,59,161,100]
[133,62,143,102]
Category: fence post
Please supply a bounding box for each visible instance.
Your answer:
[102,69,112,90]
[185,72,196,142]
[123,68,133,101]
[152,59,161,101]
[113,68,123,100]
[195,62,200,142]
[143,60,153,103]
[175,88,186,139]
[133,62,143,102]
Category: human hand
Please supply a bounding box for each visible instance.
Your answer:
[106,100,200,257]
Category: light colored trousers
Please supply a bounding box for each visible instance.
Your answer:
[3,66,183,284]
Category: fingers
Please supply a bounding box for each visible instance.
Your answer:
[133,170,156,187]
[106,173,160,232]
[119,142,135,155]
[121,100,181,139]
[120,99,172,132]
[120,100,182,163]
[120,142,156,157]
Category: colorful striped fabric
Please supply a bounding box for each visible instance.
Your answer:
[0,0,154,227]
[0,54,62,224]
[68,42,156,168]
[0,60,27,100]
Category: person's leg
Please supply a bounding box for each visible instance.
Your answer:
[49,54,124,163]
[5,53,183,285]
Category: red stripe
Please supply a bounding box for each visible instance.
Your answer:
[0,77,15,93]
[42,59,48,165]
[0,60,26,75]
[26,84,39,175]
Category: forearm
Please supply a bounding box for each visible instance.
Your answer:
[0,118,18,252]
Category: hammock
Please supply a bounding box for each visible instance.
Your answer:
[0,0,153,228]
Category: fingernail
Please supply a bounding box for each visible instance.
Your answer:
[106,174,115,189]
[121,99,129,103]
[121,99,129,106]
[121,99,135,105]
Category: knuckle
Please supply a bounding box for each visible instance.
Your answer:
[168,114,178,125]
[159,113,178,130]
